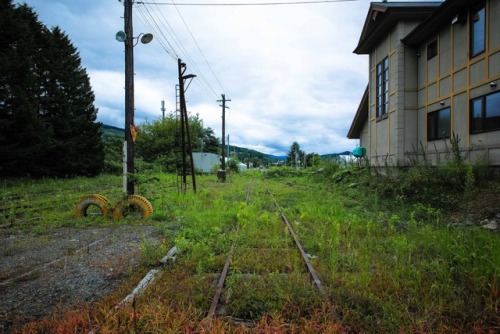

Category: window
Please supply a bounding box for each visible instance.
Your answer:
[470,2,485,57]
[428,108,451,141]
[376,57,389,118]
[470,91,500,133]
[427,40,437,60]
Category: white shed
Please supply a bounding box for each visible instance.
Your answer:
[192,152,220,174]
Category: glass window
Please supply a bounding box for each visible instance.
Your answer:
[470,98,483,133]
[471,2,485,57]
[428,107,450,141]
[470,91,500,133]
[485,92,500,131]
[427,40,437,60]
[376,57,389,118]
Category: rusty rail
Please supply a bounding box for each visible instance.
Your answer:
[207,181,338,321]
[265,183,339,320]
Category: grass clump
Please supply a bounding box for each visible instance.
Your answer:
[5,163,500,333]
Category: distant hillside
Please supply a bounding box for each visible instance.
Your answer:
[321,151,352,159]
[101,124,345,162]
[228,145,283,164]
[102,124,124,141]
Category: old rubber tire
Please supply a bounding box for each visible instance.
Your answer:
[113,195,153,220]
[74,194,111,218]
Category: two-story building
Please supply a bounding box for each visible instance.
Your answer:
[347,0,500,166]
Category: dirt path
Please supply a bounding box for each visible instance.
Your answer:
[0,225,159,333]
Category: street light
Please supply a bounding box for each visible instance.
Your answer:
[115,31,153,46]
[116,0,153,195]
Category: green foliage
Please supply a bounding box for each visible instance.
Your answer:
[140,238,168,267]
[135,113,220,173]
[262,167,300,179]
[305,152,321,168]
[229,145,275,166]
[337,136,495,211]
[286,141,305,167]
[227,157,240,173]
[0,3,104,177]
[3,172,500,332]
[103,137,123,174]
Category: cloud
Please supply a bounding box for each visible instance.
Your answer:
[19,0,375,155]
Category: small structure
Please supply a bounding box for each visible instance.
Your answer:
[192,152,220,174]
[239,162,248,171]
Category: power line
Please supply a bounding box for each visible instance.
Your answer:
[138,0,357,6]
[135,6,221,103]
[169,1,225,95]
[138,1,222,100]
[136,5,178,59]
[144,2,222,98]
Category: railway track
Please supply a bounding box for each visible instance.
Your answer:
[206,180,337,322]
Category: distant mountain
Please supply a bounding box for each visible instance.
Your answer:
[267,154,287,160]
[320,151,352,159]
[228,145,283,163]
[102,124,124,141]
[101,124,347,162]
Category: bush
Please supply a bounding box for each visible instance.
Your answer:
[227,158,240,173]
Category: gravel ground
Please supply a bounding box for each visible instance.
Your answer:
[0,225,159,333]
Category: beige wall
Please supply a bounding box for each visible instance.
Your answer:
[362,0,500,166]
[367,21,420,165]
[414,0,500,165]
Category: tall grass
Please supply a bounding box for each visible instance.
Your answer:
[5,165,500,333]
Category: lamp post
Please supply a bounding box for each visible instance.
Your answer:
[116,0,153,195]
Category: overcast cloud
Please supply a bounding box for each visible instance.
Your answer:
[15,0,420,155]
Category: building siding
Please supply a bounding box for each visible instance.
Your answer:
[350,0,500,166]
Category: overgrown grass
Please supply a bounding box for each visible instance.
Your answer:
[3,164,500,333]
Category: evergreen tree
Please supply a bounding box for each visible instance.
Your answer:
[0,1,104,177]
[0,2,52,176]
[38,27,104,176]
[286,141,305,167]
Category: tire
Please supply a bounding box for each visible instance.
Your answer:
[74,194,111,218]
[113,195,154,220]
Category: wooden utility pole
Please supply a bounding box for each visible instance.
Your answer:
[124,0,135,195]
[218,94,230,182]
[177,58,197,193]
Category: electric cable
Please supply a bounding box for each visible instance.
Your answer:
[170,1,226,94]
[138,0,357,5]
[136,5,178,60]
[141,1,221,100]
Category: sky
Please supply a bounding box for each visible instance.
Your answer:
[14,0,426,156]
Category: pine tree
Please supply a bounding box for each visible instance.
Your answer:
[0,1,104,177]
[286,142,305,167]
[38,27,104,176]
[0,2,51,176]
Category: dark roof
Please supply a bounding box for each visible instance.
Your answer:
[402,0,473,46]
[347,84,368,139]
[354,1,442,54]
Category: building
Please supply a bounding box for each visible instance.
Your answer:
[192,152,220,174]
[348,0,500,166]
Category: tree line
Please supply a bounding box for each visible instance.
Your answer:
[0,0,103,177]
[0,1,325,178]
[0,1,222,178]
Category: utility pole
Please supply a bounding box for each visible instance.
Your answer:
[218,94,230,182]
[117,0,152,195]
[161,99,166,119]
[124,0,135,195]
[177,58,197,193]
